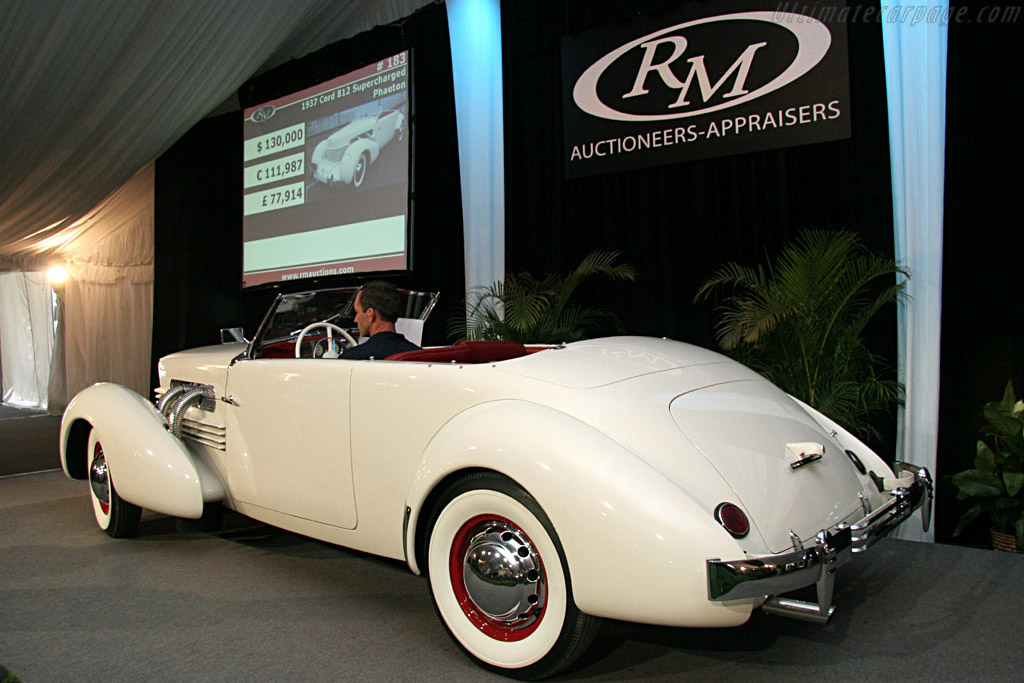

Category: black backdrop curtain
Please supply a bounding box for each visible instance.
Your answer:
[501,1,897,349]
[501,0,898,445]
[153,2,463,387]
[939,4,1023,547]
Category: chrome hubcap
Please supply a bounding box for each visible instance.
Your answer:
[462,521,545,628]
[89,449,110,508]
[354,155,366,185]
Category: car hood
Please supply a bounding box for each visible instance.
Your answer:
[158,342,245,392]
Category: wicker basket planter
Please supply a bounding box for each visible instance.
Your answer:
[990,529,1024,554]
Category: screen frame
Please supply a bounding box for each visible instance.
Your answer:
[240,48,415,291]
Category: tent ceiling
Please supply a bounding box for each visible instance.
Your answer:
[0,0,433,270]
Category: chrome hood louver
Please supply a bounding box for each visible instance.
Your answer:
[156,342,242,452]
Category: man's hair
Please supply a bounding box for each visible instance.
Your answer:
[357,280,403,322]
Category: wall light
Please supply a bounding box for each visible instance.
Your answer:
[46,265,69,284]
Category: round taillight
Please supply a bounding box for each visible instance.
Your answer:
[714,502,750,538]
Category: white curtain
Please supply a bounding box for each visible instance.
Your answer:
[0,271,54,409]
[882,4,948,542]
[447,0,506,302]
[58,164,156,403]
[0,165,154,413]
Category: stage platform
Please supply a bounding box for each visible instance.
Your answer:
[0,404,61,476]
[2,470,1023,681]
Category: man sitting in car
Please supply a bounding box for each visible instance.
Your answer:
[340,280,420,360]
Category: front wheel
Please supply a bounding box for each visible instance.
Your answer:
[88,429,141,538]
[426,473,599,680]
[352,151,369,188]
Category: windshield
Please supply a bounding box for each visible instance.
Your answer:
[249,287,359,359]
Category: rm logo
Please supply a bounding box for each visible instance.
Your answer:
[572,12,832,122]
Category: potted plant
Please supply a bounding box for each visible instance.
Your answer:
[448,249,637,343]
[694,229,906,443]
[950,381,1024,552]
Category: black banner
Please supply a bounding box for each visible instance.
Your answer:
[561,1,851,178]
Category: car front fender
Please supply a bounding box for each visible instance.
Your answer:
[61,383,223,519]
[340,140,379,182]
[404,400,753,628]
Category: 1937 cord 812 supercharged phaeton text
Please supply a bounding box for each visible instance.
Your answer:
[61,287,931,679]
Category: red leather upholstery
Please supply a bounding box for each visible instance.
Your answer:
[386,341,529,363]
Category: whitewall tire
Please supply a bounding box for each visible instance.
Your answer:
[352,151,369,188]
[87,429,141,538]
[426,473,599,679]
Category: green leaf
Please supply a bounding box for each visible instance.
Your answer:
[1000,380,1017,409]
[1003,471,1024,497]
[950,469,1003,497]
[994,496,1021,510]
[975,440,997,471]
[952,504,984,537]
[983,384,1022,438]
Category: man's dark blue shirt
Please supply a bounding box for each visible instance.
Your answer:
[340,331,419,360]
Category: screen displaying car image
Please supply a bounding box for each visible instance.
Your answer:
[242,50,410,288]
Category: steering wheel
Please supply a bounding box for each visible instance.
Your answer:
[294,322,357,359]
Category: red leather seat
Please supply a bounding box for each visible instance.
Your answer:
[386,341,528,363]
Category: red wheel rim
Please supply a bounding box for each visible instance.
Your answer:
[448,513,546,642]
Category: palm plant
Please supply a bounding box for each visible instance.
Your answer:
[449,250,637,343]
[951,381,1024,550]
[695,229,907,441]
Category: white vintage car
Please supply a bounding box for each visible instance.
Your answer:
[311,109,405,188]
[60,286,931,679]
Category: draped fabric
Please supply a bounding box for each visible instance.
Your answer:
[0,165,155,411]
[0,162,156,410]
[447,0,505,301]
[58,164,157,404]
[882,5,949,542]
[0,0,432,271]
[0,271,54,408]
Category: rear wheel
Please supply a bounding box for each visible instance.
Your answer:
[87,429,141,538]
[426,472,599,680]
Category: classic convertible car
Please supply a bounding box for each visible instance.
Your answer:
[311,109,405,188]
[60,286,932,679]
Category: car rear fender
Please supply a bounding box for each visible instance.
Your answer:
[61,383,224,519]
[404,400,753,628]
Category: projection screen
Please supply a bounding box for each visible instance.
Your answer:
[242,50,411,288]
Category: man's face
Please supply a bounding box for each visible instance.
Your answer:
[353,292,371,337]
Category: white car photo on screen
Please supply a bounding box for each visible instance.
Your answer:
[311,109,406,189]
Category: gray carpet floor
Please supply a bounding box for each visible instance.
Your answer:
[2,470,1023,682]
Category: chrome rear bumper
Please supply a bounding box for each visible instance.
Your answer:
[706,462,932,619]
